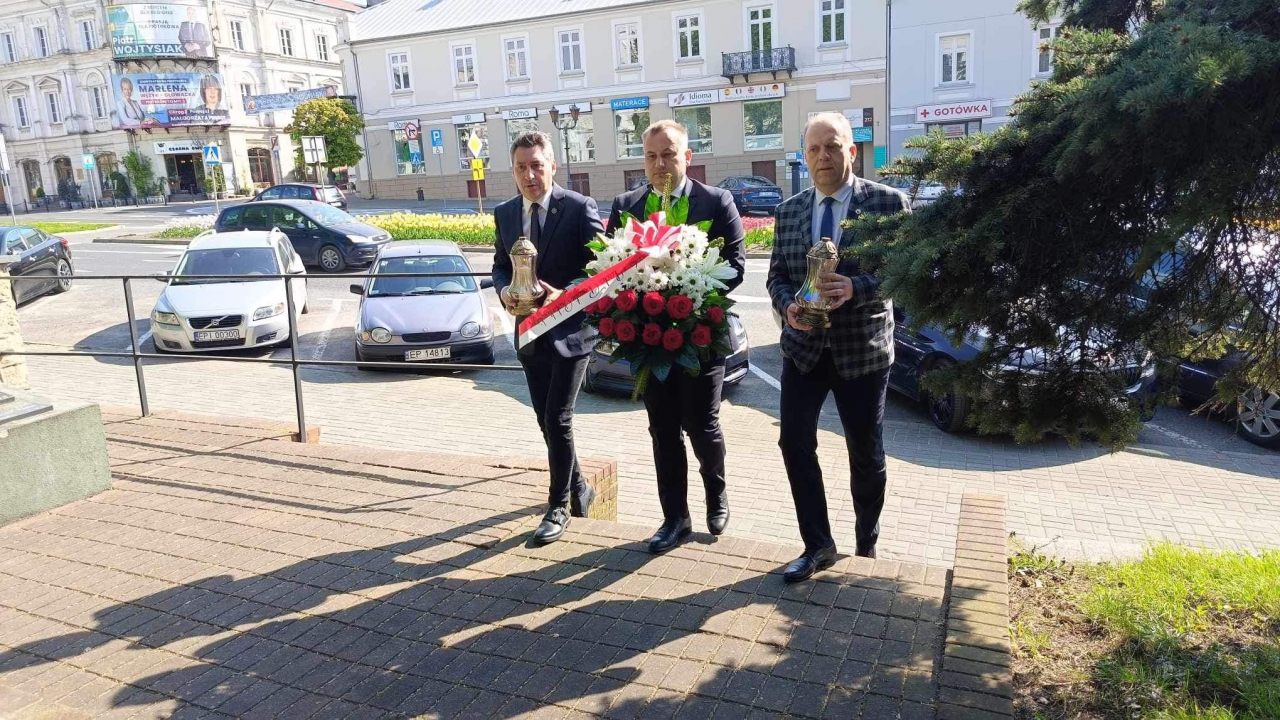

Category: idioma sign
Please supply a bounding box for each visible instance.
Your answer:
[106,3,214,59]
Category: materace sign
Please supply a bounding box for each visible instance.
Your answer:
[914,100,994,124]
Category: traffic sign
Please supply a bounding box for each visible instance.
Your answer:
[202,144,221,165]
[82,153,96,170]
[301,136,327,164]
[429,128,444,147]
[467,131,483,158]
[471,167,485,182]
[432,145,444,155]
[404,122,420,141]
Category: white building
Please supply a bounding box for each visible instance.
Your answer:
[0,0,356,211]
[888,0,1060,161]
[338,0,891,202]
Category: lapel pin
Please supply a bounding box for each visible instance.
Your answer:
[551,207,559,215]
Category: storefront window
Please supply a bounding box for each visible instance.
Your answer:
[394,129,425,175]
[613,108,649,159]
[744,100,783,151]
[675,107,713,154]
[506,118,539,154]
[566,114,594,164]
[457,124,490,171]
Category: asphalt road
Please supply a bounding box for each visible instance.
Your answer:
[14,238,1274,457]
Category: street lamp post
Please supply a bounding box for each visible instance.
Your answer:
[548,104,580,193]
[884,0,893,172]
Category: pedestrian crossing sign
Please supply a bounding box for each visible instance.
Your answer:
[202,144,221,165]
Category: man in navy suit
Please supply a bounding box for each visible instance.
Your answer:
[493,131,604,545]
[608,120,747,554]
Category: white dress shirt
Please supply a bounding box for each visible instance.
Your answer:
[649,176,690,205]
[812,173,856,246]
[522,187,553,238]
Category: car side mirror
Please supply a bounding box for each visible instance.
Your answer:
[349,283,364,296]
[155,270,171,283]
[480,278,494,290]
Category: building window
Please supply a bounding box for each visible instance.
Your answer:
[456,124,489,171]
[1036,25,1061,75]
[506,117,539,152]
[79,20,96,51]
[1,33,15,63]
[675,106,713,154]
[623,169,647,191]
[748,5,772,53]
[614,108,649,159]
[566,114,594,163]
[279,28,293,56]
[34,27,49,57]
[504,37,528,80]
[316,35,329,61]
[240,83,253,102]
[820,0,846,44]
[91,86,106,118]
[744,100,782,151]
[558,29,582,73]
[675,14,701,60]
[453,44,476,85]
[615,22,639,68]
[939,33,970,84]
[12,96,29,127]
[389,52,411,91]
[45,92,61,124]
[393,129,424,175]
[230,21,245,51]
[248,148,273,184]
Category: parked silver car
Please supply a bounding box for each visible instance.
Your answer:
[350,241,495,366]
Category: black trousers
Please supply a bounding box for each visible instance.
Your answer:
[519,343,591,510]
[779,350,889,554]
[643,358,727,522]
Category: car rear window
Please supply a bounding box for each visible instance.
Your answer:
[739,177,774,188]
[323,187,343,201]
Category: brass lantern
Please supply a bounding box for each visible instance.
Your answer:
[507,236,546,315]
[794,237,840,329]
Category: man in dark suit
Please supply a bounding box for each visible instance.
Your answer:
[607,119,747,554]
[493,131,604,545]
[178,6,211,58]
[766,112,912,582]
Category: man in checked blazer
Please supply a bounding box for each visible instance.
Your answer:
[766,112,912,583]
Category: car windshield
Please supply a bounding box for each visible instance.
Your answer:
[172,247,279,284]
[368,255,477,296]
[739,177,775,188]
[309,205,356,225]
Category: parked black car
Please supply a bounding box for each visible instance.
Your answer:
[215,200,390,272]
[716,176,783,216]
[2,226,74,304]
[582,313,750,394]
[252,183,347,210]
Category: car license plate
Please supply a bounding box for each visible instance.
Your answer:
[405,347,451,362]
[193,330,241,342]
[762,193,780,199]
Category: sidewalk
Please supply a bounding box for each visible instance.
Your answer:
[20,354,1280,568]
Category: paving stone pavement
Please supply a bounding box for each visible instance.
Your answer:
[20,355,1280,566]
[0,411,951,719]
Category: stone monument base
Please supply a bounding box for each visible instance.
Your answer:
[1,387,112,526]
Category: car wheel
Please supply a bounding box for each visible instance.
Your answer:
[923,358,970,433]
[318,245,346,273]
[1236,387,1280,449]
[54,259,73,293]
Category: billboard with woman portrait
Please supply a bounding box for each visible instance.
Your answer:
[112,73,228,128]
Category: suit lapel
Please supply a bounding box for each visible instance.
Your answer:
[537,185,567,267]
[685,180,707,225]
[838,177,871,248]
[795,188,815,251]
[629,188,648,220]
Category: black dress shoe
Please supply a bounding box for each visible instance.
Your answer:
[783,546,838,583]
[533,507,571,545]
[707,492,730,536]
[571,484,596,518]
[647,517,693,555]
[855,544,876,559]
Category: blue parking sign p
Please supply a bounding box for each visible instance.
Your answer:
[429,129,443,147]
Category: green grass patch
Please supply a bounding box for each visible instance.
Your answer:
[153,225,207,239]
[22,222,115,234]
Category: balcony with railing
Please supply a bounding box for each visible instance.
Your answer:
[721,46,796,83]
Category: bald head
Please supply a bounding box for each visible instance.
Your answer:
[803,112,858,194]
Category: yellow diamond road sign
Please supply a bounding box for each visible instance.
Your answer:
[467,131,483,157]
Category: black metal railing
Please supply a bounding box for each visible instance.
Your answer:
[721,46,796,82]
[1,271,524,442]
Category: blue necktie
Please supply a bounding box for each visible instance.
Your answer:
[819,196,835,244]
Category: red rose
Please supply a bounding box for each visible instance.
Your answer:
[642,323,663,346]
[597,295,615,313]
[667,294,693,320]
[707,305,725,324]
[586,299,603,315]
[598,317,616,337]
[691,324,712,347]
[615,289,638,312]
[642,292,666,316]
[661,328,684,352]
[615,320,637,342]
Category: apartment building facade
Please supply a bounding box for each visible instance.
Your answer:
[339,0,889,202]
[0,0,355,210]
[888,0,1060,163]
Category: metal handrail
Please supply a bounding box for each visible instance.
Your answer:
[2,271,527,442]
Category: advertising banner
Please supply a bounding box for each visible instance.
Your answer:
[113,73,229,128]
[243,86,337,115]
[106,3,214,59]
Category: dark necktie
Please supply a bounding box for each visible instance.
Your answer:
[529,203,541,249]
[819,196,836,244]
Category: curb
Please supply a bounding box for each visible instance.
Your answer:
[53,225,123,236]
[937,494,1014,719]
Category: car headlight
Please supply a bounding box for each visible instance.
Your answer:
[460,321,481,338]
[369,327,393,343]
[253,303,285,321]
[153,311,180,326]
[347,234,372,243]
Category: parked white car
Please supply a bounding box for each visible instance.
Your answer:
[150,229,308,353]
